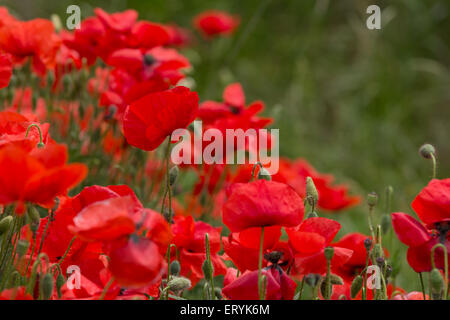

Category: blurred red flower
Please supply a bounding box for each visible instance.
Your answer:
[0,52,12,89]
[194,10,239,38]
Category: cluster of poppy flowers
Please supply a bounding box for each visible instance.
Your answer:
[0,6,448,301]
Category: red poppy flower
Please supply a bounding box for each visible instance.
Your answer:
[222,226,290,272]
[69,196,137,242]
[128,21,170,48]
[392,212,449,273]
[0,52,12,89]
[393,291,429,300]
[331,233,371,282]
[94,8,138,33]
[194,10,239,38]
[123,86,199,151]
[221,268,296,300]
[222,180,304,232]
[107,237,166,288]
[0,18,60,74]
[0,111,50,151]
[287,217,353,274]
[171,215,227,285]
[411,178,450,227]
[0,144,87,211]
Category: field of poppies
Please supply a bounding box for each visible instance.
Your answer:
[0,1,449,301]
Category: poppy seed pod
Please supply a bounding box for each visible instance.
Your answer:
[0,216,13,235]
[351,275,364,298]
[324,247,334,261]
[170,260,181,276]
[367,192,378,208]
[419,144,436,159]
[167,276,191,292]
[40,273,54,300]
[169,165,179,186]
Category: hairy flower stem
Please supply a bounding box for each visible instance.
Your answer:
[163,136,174,300]
[258,226,265,300]
[37,209,54,257]
[57,236,77,268]
[430,153,437,179]
[99,277,114,300]
[25,123,44,146]
[418,272,426,300]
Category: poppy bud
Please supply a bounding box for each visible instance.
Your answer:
[329,274,344,285]
[50,14,63,32]
[56,273,65,299]
[170,260,181,276]
[307,211,319,219]
[257,167,271,181]
[167,276,191,292]
[7,271,21,289]
[364,238,372,252]
[169,166,179,186]
[367,192,378,208]
[419,144,436,159]
[430,268,444,298]
[202,259,213,280]
[40,273,54,300]
[306,177,318,207]
[27,206,41,223]
[381,214,391,235]
[0,216,13,235]
[16,240,30,258]
[350,275,364,299]
[324,247,334,261]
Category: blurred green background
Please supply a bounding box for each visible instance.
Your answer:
[4,0,450,292]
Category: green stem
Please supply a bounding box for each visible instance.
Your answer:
[430,153,437,179]
[418,272,426,300]
[258,226,265,300]
[99,277,114,300]
[57,236,76,267]
[205,233,215,300]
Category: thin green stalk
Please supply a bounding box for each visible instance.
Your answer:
[258,226,265,300]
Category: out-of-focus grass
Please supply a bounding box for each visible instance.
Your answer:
[4,0,450,292]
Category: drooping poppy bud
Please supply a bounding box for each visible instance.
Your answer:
[170,260,181,276]
[40,273,54,300]
[0,216,12,235]
[381,214,391,234]
[430,268,444,299]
